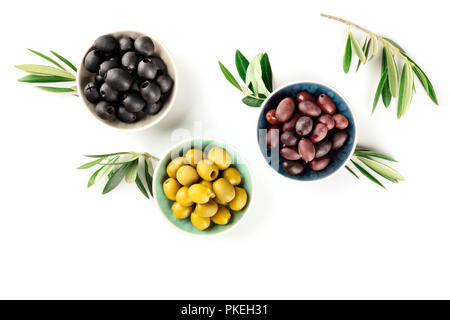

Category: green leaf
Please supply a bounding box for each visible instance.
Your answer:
[144,159,153,197]
[350,32,366,64]
[260,53,273,92]
[99,154,141,165]
[235,50,249,82]
[15,64,75,79]
[84,152,129,158]
[371,35,379,58]
[383,37,406,53]
[404,54,439,105]
[93,156,120,186]
[135,175,149,199]
[382,78,392,107]
[87,166,104,188]
[50,50,77,72]
[218,61,242,91]
[372,68,388,113]
[345,165,360,179]
[353,151,397,162]
[242,96,263,107]
[384,47,399,98]
[102,163,131,195]
[351,160,385,189]
[18,74,74,83]
[125,159,139,183]
[77,158,103,169]
[343,33,352,73]
[356,37,370,72]
[34,86,75,92]
[245,53,270,97]
[357,157,405,181]
[27,49,65,70]
[397,62,414,118]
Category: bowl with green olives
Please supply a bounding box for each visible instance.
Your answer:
[77,31,177,131]
[257,81,357,181]
[152,138,253,235]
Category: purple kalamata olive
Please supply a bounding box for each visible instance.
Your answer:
[310,123,328,143]
[318,114,335,130]
[331,130,348,150]
[280,130,299,147]
[314,140,332,158]
[317,93,336,115]
[295,116,313,136]
[310,156,331,171]
[298,138,315,162]
[296,91,315,103]
[275,97,295,122]
[298,101,322,117]
[282,161,305,175]
[333,113,349,130]
[280,147,301,160]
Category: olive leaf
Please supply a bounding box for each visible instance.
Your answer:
[77,158,103,170]
[50,50,77,72]
[102,163,131,195]
[135,175,149,199]
[87,166,104,188]
[343,33,352,73]
[235,50,250,82]
[27,49,65,70]
[144,159,154,197]
[345,165,360,179]
[15,64,75,79]
[124,159,139,183]
[322,13,438,118]
[372,68,388,113]
[354,150,397,162]
[351,160,385,189]
[350,32,366,64]
[218,61,241,91]
[384,47,399,98]
[260,53,273,92]
[35,86,75,92]
[357,157,405,182]
[242,96,263,107]
[18,75,74,83]
[397,62,414,118]
[246,53,270,97]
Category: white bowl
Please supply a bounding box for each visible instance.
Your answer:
[77,30,178,131]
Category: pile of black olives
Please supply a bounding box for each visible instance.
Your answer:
[265,91,350,176]
[83,34,174,124]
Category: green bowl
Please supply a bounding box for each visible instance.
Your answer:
[152,138,253,235]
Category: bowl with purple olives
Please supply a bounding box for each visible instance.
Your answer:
[77,31,177,130]
[257,81,357,181]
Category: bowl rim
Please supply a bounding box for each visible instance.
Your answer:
[256,80,358,183]
[152,137,254,236]
[77,30,178,132]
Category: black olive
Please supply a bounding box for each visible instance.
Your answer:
[121,51,140,73]
[99,82,119,102]
[134,36,155,56]
[99,60,119,78]
[156,74,173,93]
[83,82,100,103]
[94,35,119,54]
[118,36,134,52]
[95,101,116,120]
[105,68,133,91]
[151,57,167,73]
[145,102,162,115]
[84,50,103,73]
[140,81,161,103]
[137,58,158,80]
[94,74,104,86]
[122,92,146,113]
[117,106,137,123]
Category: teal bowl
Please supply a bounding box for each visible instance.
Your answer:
[257,81,357,181]
[152,138,253,235]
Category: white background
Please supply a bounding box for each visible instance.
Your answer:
[1,0,449,299]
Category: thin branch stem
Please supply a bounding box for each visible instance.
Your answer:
[320,13,411,62]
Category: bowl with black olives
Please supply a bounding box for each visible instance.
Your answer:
[77,31,177,130]
[152,138,253,235]
[257,81,357,181]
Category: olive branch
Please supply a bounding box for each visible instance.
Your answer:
[321,13,438,119]
[77,152,160,198]
[15,49,78,94]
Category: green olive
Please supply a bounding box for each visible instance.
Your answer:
[171,202,193,219]
[207,147,232,170]
[199,180,215,198]
[191,212,210,231]
[211,205,231,225]
[175,186,194,207]
[222,167,241,186]
[163,178,181,201]
[186,149,204,167]
[214,197,229,205]
[196,159,219,181]
[229,187,247,211]
[166,157,187,178]
[176,165,199,186]
[188,184,214,204]
[213,178,235,204]
[195,200,218,218]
